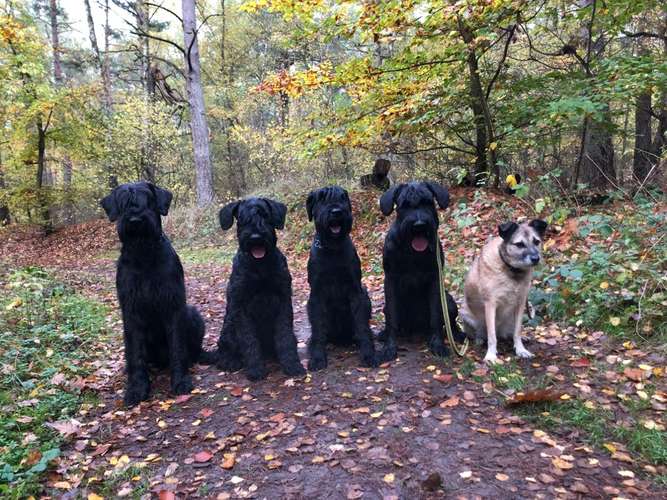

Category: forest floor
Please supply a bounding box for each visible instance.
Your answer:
[0,189,665,499]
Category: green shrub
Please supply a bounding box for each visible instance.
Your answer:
[531,199,666,340]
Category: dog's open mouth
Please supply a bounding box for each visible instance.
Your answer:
[250,244,266,259]
[411,236,429,252]
[330,224,342,234]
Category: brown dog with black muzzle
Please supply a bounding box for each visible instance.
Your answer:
[460,219,547,363]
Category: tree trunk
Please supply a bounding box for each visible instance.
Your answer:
[580,108,616,188]
[633,90,653,183]
[50,0,74,223]
[182,0,215,206]
[459,20,497,186]
[0,155,10,225]
[36,119,52,232]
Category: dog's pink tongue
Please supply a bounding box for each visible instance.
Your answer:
[251,245,266,259]
[331,225,341,234]
[411,236,429,252]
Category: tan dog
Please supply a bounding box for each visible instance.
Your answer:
[460,220,547,363]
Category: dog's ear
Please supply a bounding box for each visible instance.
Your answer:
[424,182,450,210]
[219,201,240,230]
[263,198,287,229]
[498,222,519,241]
[529,219,548,238]
[100,189,120,222]
[379,184,403,216]
[306,190,318,222]
[147,183,173,216]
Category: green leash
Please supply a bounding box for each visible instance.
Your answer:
[435,231,469,357]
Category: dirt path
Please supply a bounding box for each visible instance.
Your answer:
[45,258,663,499]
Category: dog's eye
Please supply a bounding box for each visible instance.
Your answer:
[514,242,526,248]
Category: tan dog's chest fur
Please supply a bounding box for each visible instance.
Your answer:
[460,219,546,363]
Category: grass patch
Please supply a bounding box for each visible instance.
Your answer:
[175,246,235,265]
[489,361,526,391]
[0,267,110,497]
[94,465,150,499]
[517,399,667,466]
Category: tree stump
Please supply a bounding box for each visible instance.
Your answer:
[360,158,391,191]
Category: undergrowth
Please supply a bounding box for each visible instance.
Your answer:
[0,267,110,497]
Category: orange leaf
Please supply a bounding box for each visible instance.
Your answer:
[506,389,565,406]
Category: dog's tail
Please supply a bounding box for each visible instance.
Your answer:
[184,305,218,365]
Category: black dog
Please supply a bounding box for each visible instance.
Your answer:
[101,181,214,407]
[305,186,378,370]
[215,197,306,381]
[379,181,465,360]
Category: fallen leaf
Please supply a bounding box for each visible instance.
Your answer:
[506,389,565,406]
[624,368,645,382]
[221,453,235,469]
[194,451,212,463]
[440,396,459,408]
[383,473,395,483]
[495,473,509,481]
[552,457,573,470]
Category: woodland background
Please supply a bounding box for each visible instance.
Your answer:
[0,0,665,229]
[0,1,667,497]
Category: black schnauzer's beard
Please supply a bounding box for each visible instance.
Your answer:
[249,242,267,259]
[240,235,274,261]
[118,217,161,243]
[317,214,352,240]
[401,222,435,254]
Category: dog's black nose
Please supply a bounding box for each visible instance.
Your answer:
[331,208,342,216]
[413,220,427,229]
[531,255,540,264]
[250,233,262,241]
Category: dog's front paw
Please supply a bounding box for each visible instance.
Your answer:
[171,375,194,395]
[283,362,307,377]
[308,353,328,372]
[379,345,397,362]
[217,356,243,373]
[124,381,150,407]
[360,350,379,368]
[515,347,534,359]
[245,365,268,381]
[483,350,499,364]
[428,338,450,358]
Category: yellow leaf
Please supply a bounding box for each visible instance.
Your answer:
[599,281,609,289]
[604,443,617,454]
[609,317,621,326]
[157,420,167,429]
[5,298,22,310]
[489,142,498,151]
[87,494,104,500]
[551,457,573,470]
[383,473,395,483]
